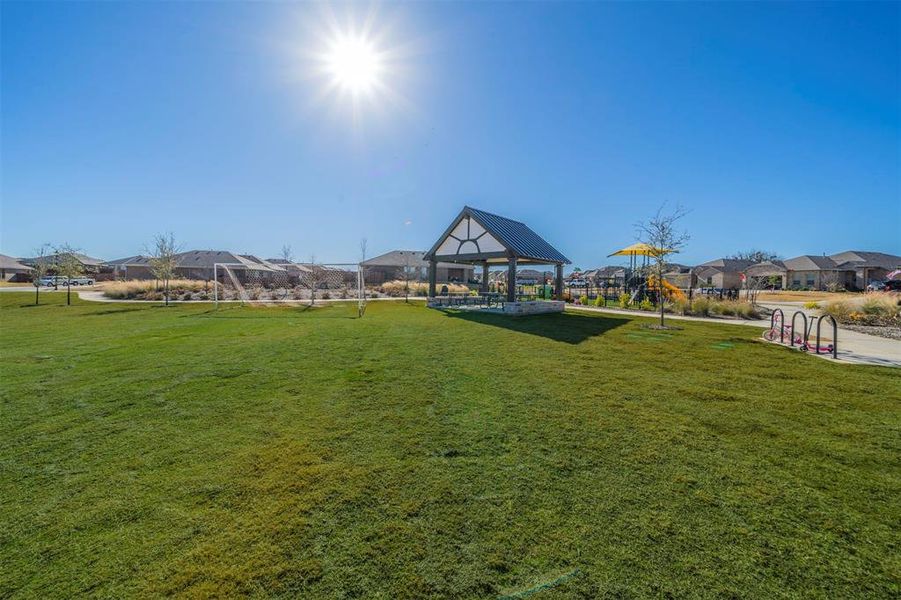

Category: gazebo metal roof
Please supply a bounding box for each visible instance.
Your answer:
[425,206,570,265]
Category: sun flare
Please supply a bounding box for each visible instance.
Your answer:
[324,34,382,95]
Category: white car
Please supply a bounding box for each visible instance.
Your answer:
[68,276,95,286]
[38,276,67,287]
[569,279,588,287]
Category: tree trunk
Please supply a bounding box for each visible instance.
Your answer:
[660,289,665,326]
[67,283,71,306]
[35,286,39,306]
[165,279,170,306]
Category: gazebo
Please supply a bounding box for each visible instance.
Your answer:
[424,206,570,302]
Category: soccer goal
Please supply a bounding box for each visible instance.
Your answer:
[213,261,367,315]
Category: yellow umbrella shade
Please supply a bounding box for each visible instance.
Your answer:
[607,242,678,257]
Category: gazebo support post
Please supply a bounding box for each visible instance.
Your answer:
[555,263,564,300]
[428,259,437,298]
[480,262,489,295]
[506,257,517,303]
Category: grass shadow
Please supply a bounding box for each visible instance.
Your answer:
[179,304,356,320]
[442,308,629,344]
[80,306,154,316]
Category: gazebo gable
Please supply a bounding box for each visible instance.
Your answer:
[431,212,507,258]
[426,206,570,264]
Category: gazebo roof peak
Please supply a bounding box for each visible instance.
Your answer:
[425,206,570,265]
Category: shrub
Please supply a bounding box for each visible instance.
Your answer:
[822,300,853,323]
[861,293,897,317]
[321,291,331,300]
[673,298,690,315]
[101,279,210,300]
[823,292,901,326]
[709,301,732,316]
[378,280,468,297]
[618,293,631,309]
[733,301,760,319]
[593,295,605,307]
[691,297,710,316]
[639,298,654,311]
[803,301,820,310]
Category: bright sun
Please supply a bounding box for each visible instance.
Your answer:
[324,35,381,94]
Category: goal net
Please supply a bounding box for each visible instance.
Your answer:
[214,261,367,315]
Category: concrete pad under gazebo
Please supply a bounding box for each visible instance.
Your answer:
[423,206,570,313]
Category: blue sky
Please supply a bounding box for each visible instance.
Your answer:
[2,1,898,267]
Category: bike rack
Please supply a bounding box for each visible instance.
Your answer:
[770,308,785,343]
[816,314,838,359]
[790,310,807,348]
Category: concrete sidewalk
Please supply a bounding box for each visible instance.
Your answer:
[568,304,901,368]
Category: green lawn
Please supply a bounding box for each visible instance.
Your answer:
[1,292,899,598]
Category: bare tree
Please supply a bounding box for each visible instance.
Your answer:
[280,244,294,264]
[636,205,690,327]
[401,251,419,303]
[147,233,180,306]
[822,270,845,292]
[743,274,771,305]
[730,249,780,264]
[29,244,53,306]
[53,244,84,306]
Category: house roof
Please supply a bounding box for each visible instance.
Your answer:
[106,255,152,267]
[0,253,32,271]
[746,260,787,276]
[589,265,627,278]
[828,251,901,270]
[696,258,755,272]
[361,250,474,270]
[426,206,570,264]
[19,252,104,267]
[781,255,845,271]
[173,250,281,271]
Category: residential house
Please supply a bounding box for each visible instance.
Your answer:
[745,252,901,291]
[517,269,552,284]
[0,254,32,282]
[20,252,106,274]
[583,265,627,286]
[106,250,287,283]
[662,263,697,290]
[106,255,153,279]
[745,261,788,289]
[827,251,901,290]
[361,250,475,285]
[694,258,755,290]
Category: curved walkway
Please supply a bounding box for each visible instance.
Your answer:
[568,303,901,368]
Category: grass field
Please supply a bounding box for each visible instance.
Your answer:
[1,292,899,598]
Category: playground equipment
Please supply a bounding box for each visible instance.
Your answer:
[763,309,837,359]
[647,275,686,301]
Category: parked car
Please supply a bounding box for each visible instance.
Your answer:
[883,280,901,292]
[569,279,588,287]
[866,281,886,292]
[68,276,95,286]
[38,276,68,287]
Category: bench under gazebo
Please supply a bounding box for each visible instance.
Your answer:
[424,206,570,314]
